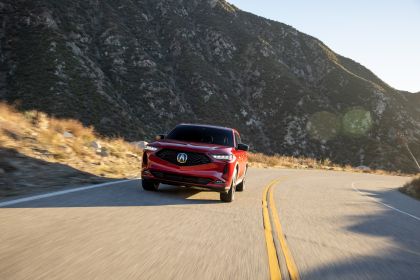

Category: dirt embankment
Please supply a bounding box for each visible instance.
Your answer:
[0,103,143,197]
[400,175,420,200]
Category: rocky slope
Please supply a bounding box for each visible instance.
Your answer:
[0,103,142,197]
[1,0,419,172]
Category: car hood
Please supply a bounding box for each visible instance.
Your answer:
[151,139,233,154]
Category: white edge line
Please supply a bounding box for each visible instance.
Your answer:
[0,179,140,207]
[352,182,420,222]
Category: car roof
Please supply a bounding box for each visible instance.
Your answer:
[176,123,237,133]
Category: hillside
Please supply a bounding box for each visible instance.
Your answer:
[0,103,143,197]
[1,0,419,172]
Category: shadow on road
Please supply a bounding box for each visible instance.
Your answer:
[0,147,109,198]
[0,147,222,207]
[2,179,222,208]
[347,188,420,256]
[302,188,420,279]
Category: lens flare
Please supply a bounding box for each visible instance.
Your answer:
[342,108,372,137]
[306,111,341,141]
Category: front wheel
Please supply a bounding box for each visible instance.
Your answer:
[220,186,235,202]
[220,171,237,202]
[142,179,159,191]
[236,167,247,192]
[236,179,245,192]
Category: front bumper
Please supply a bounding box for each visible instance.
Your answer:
[142,169,229,192]
[141,152,234,192]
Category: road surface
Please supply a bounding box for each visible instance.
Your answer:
[1,168,419,279]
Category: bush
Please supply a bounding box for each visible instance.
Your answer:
[400,175,420,200]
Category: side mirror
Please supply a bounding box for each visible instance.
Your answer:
[237,143,249,151]
[155,134,166,141]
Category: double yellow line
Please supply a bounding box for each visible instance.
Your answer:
[262,179,300,280]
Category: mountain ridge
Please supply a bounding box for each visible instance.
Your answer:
[1,0,419,172]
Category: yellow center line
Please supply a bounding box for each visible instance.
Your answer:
[268,182,301,280]
[262,179,282,280]
[262,178,300,280]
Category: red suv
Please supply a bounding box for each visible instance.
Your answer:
[141,124,249,202]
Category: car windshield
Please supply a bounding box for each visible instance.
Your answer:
[166,125,234,147]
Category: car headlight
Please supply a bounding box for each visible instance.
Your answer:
[144,145,158,152]
[211,154,234,161]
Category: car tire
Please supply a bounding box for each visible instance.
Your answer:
[236,179,245,192]
[236,167,247,192]
[142,180,159,191]
[220,170,237,202]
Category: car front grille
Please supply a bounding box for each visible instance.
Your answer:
[150,171,212,185]
[155,149,211,166]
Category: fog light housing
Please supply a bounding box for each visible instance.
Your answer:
[214,180,224,184]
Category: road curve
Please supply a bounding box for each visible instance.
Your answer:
[1,168,419,280]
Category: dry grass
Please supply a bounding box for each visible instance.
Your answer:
[400,175,420,200]
[0,102,142,180]
[249,152,323,169]
[248,152,399,175]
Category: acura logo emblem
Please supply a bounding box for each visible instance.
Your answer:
[177,153,188,164]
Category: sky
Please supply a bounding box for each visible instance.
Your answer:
[227,0,420,93]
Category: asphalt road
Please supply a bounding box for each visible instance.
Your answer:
[1,168,419,280]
